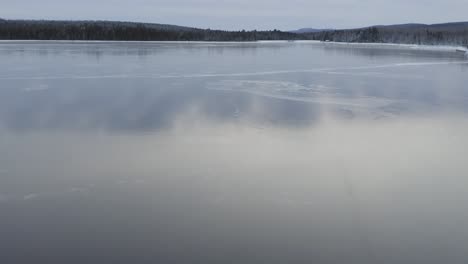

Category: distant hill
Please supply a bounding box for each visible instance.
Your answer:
[301,22,468,32]
[379,22,468,31]
[7,19,198,32]
[371,23,427,30]
[290,28,331,34]
[303,21,468,46]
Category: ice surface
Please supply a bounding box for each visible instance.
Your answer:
[2,40,468,264]
[207,80,395,109]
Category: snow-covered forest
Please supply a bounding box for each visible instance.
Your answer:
[1,19,467,46]
[306,23,468,46]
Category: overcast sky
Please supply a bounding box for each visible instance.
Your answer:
[1,0,467,30]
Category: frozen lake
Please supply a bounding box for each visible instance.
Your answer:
[1,41,468,264]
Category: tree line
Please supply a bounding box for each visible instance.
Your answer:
[0,20,301,41]
[1,19,467,46]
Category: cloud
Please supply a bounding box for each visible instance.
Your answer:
[23,193,40,200]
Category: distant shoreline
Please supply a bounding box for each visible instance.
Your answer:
[0,39,466,53]
[1,19,467,47]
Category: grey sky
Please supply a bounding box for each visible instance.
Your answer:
[1,0,467,30]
